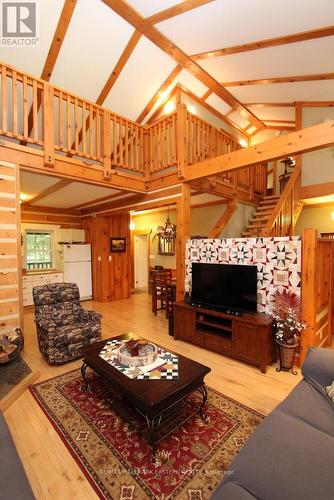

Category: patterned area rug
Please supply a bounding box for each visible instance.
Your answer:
[30,369,263,500]
[0,356,32,399]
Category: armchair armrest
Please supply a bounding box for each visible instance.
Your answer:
[79,310,102,323]
[302,347,334,394]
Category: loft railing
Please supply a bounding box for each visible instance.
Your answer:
[260,162,302,237]
[0,60,267,199]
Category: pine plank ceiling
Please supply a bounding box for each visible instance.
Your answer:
[0,0,333,134]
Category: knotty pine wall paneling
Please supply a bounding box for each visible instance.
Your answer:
[82,213,130,302]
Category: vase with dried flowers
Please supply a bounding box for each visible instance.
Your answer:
[272,289,306,374]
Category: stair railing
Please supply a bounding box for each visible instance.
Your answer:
[260,162,302,237]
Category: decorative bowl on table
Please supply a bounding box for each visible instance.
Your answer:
[117,341,158,367]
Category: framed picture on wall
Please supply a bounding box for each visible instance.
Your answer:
[110,237,126,253]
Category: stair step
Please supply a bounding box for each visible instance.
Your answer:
[252,215,270,220]
[263,194,280,200]
[256,207,275,213]
[259,200,278,207]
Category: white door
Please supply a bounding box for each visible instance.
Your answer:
[134,234,148,288]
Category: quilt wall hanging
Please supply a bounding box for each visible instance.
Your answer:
[185,236,302,314]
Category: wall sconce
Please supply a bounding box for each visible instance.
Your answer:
[331,211,334,221]
[129,219,136,231]
[238,139,248,148]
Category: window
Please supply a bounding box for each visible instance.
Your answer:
[26,231,53,270]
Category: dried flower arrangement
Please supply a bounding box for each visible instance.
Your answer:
[272,289,306,346]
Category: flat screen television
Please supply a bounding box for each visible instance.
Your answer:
[191,263,257,314]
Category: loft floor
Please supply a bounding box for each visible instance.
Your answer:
[4,292,301,499]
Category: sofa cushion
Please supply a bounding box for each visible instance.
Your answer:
[37,301,82,326]
[302,347,334,395]
[54,321,101,348]
[277,379,334,437]
[220,408,334,500]
[0,413,34,499]
[212,481,257,500]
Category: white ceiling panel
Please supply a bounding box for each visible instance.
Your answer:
[20,172,59,198]
[228,111,249,129]
[199,38,334,82]
[206,94,232,115]
[177,69,208,96]
[249,107,295,121]
[157,0,334,54]
[33,182,122,208]
[0,0,65,75]
[126,0,181,18]
[103,37,176,121]
[230,80,334,103]
[51,0,134,101]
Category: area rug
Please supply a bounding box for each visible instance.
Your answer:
[0,356,32,399]
[30,369,264,500]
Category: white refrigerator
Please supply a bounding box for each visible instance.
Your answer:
[63,244,92,300]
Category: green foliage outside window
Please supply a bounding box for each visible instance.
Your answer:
[26,231,53,270]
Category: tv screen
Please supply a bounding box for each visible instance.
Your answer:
[191,263,257,313]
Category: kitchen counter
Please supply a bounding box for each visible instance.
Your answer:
[22,269,62,276]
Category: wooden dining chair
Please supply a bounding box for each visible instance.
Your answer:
[152,275,175,319]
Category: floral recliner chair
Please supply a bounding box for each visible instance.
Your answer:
[33,282,102,364]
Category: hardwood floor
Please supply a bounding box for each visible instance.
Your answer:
[4,293,301,499]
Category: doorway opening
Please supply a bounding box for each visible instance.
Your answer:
[134,233,148,289]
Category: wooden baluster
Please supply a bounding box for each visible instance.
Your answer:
[22,75,28,139]
[1,66,7,132]
[89,104,93,158]
[177,103,187,178]
[101,109,111,178]
[12,71,18,136]
[74,97,79,153]
[43,83,55,166]
[33,80,38,143]
[81,101,86,156]
[140,126,144,174]
[96,109,101,160]
[150,126,154,173]
[112,115,117,165]
[66,94,71,151]
[135,126,139,171]
[124,121,129,167]
[119,119,124,166]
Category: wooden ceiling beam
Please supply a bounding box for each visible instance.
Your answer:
[191,25,334,60]
[101,0,263,129]
[183,121,334,181]
[301,101,334,107]
[25,179,73,205]
[96,30,142,105]
[222,73,334,87]
[22,0,77,144]
[81,185,182,215]
[201,89,212,100]
[41,0,78,80]
[208,200,237,238]
[136,65,182,123]
[177,84,249,137]
[263,119,295,124]
[264,125,296,131]
[147,0,214,24]
[244,102,294,107]
[69,191,126,210]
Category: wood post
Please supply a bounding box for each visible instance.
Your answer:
[293,101,303,234]
[176,183,191,301]
[208,200,237,238]
[177,102,187,179]
[43,83,55,166]
[300,228,317,365]
[102,110,112,178]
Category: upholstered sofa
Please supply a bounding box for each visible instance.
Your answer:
[33,283,102,364]
[212,347,334,500]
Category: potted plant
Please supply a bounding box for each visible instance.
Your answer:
[272,290,306,374]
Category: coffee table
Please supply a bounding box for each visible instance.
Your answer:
[78,333,211,461]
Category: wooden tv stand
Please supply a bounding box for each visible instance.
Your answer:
[173,302,274,373]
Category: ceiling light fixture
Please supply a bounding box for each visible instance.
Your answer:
[187,104,196,114]
[163,101,175,114]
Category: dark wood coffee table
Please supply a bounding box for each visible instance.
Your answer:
[78,333,211,460]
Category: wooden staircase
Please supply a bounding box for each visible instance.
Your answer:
[243,195,280,237]
[242,162,303,238]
